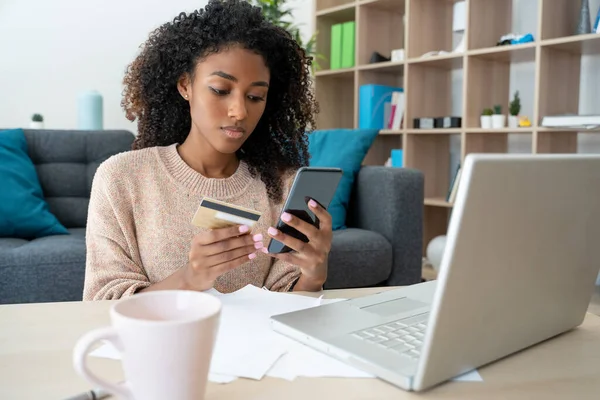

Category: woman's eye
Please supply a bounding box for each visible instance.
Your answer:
[248,95,265,102]
[210,87,229,96]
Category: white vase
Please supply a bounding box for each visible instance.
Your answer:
[480,116,492,129]
[29,121,44,129]
[491,114,506,128]
[508,115,519,128]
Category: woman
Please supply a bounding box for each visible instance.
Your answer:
[82,0,330,300]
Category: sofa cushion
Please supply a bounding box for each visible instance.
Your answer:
[308,129,380,231]
[326,228,392,289]
[0,128,69,239]
[23,129,135,228]
[0,228,86,303]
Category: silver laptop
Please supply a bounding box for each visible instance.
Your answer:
[270,153,600,392]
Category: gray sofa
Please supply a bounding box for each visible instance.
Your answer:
[0,129,423,304]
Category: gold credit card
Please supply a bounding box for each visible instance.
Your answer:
[191,197,262,230]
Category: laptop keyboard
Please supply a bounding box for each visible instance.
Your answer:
[351,313,429,361]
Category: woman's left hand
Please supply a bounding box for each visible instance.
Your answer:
[263,199,332,289]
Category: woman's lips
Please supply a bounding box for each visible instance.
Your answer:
[221,127,245,139]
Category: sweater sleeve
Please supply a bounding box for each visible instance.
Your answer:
[82,162,151,300]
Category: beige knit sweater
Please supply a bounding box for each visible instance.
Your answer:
[83,144,300,300]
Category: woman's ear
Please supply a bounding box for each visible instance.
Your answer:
[177,73,191,100]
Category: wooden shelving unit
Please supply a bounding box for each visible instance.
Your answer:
[313,0,600,253]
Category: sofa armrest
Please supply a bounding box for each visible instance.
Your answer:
[348,166,424,286]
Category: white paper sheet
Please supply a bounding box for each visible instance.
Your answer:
[89,286,482,384]
[451,369,483,382]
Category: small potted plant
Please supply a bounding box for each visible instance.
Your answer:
[480,108,493,129]
[508,91,521,128]
[491,104,505,128]
[30,114,44,129]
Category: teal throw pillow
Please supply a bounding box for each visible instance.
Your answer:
[308,129,379,230]
[0,129,69,239]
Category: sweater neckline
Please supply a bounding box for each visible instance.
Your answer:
[158,143,253,198]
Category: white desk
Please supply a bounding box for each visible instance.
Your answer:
[1,287,600,399]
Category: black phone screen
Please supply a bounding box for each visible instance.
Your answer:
[267,167,343,254]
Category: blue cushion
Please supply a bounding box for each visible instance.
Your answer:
[0,129,69,239]
[308,129,379,230]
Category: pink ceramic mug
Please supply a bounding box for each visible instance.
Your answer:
[73,290,221,400]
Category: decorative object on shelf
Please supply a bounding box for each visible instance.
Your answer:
[369,51,390,64]
[330,23,343,69]
[390,49,404,62]
[508,91,521,129]
[480,108,493,129]
[576,0,592,35]
[519,116,532,127]
[77,90,103,130]
[452,1,466,53]
[359,84,403,130]
[29,114,44,129]
[340,21,355,68]
[497,33,535,46]
[413,117,435,129]
[435,116,462,128]
[391,149,403,168]
[492,105,506,128]
[426,235,447,272]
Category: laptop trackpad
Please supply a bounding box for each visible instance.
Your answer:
[360,297,429,317]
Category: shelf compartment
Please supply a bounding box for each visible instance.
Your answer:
[406,129,461,134]
[539,0,584,41]
[465,54,535,129]
[468,0,514,51]
[357,0,405,67]
[537,46,581,125]
[316,0,356,14]
[363,134,403,165]
[314,73,356,130]
[535,131,578,154]
[406,0,455,58]
[423,206,452,256]
[405,58,463,129]
[315,4,356,72]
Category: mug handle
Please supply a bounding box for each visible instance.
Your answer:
[72,326,133,399]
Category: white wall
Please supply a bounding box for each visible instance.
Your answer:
[0,0,313,133]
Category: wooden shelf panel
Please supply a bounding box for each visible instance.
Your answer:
[467,43,537,63]
[379,129,404,135]
[468,0,512,51]
[314,67,356,77]
[314,73,356,130]
[540,34,600,56]
[536,130,578,154]
[424,198,453,208]
[407,53,464,69]
[316,2,356,19]
[358,0,405,12]
[406,0,454,58]
[465,128,534,133]
[540,0,583,41]
[406,129,461,135]
[356,61,404,73]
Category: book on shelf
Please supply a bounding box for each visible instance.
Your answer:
[329,21,355,70]
[359,84,403,130]
[387,91,405,130]
[541,114,600,129]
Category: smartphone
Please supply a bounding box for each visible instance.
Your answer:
[267,167,343,254]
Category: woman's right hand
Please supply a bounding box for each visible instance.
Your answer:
[183,224,263,291]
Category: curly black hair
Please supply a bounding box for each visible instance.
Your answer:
[121,0,318,203]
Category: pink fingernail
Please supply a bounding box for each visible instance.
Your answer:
[239,225,249,233]
[254,242,264,249]
[249,253,257,260]
[261,247,269,254]
[253,234,263,241]
[281,212,292,222]
[308,199,317,208]
[268,227,278,236]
